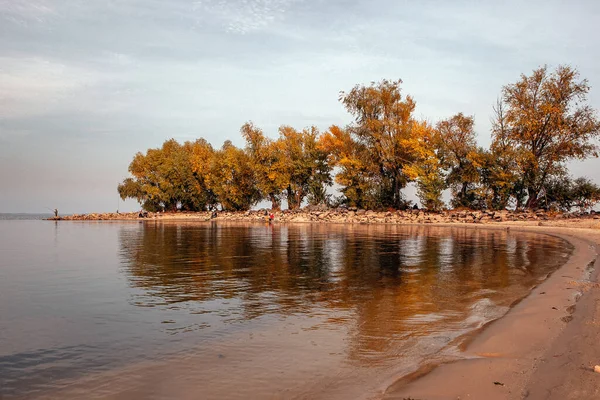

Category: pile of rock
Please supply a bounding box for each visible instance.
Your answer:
[48,207,599,224]
[52,212,153,221]
[214,208,565,225]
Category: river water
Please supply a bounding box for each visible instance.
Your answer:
[0,219,572,399]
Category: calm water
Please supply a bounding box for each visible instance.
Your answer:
[0,214,52,221]
[0,220,572,399]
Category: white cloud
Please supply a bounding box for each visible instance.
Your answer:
[193,0,302,34]
[0,0,57,25]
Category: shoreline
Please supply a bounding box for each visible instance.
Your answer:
[47,208,600,228]
[382,225,600,400]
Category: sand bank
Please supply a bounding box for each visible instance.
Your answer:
[383,225,600,400]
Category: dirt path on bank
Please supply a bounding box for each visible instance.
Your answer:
[382,226,600,400]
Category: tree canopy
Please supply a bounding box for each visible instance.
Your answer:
[494,65,600,208]
[119,65,600,212]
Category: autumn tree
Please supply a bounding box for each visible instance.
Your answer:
[476,100,526,210]
[278,126,332,209]
[435,113,480,208]
[320,125,374,208]
[117,177,145,207]
[207,140,261,211]
[415,158,446,211]
[304,130,333,206]
[412,121,446,211]
[118,70,600,214]
[340,79,433,208]
[188,138,218,210]
[118,139,212,212]
[495,65,600,209]
[241,122,288,209]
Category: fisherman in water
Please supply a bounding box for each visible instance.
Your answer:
[54,208,58,218]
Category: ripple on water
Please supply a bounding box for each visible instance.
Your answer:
[0,222,573,399]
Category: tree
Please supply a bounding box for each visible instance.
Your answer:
[544,175,600,212]
[188,138,218,210]
[241,122,288,209]
[207,141,261,211]
[571,177,600,211]
[339,79,434,208]
[278,126,332,209]
[117,177,146,206]
[320,125,375,208]
[543,174,575,211]
[436,113,480,208]
[305,130,333,206]
[118,72,600,214]
[479,100,527,210]
[118,139,211,212]
[416,156,446,211]
[496,65,600,209]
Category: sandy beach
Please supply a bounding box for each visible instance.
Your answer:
[383,224,600,400]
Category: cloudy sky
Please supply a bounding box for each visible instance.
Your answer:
[1,0,600,213]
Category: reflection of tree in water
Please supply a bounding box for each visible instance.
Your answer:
[119,223,571,361]
[339,227,571,363]
[119,222,338,316]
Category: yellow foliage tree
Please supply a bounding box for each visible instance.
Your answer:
[207,140,261,211]
[497,65,600,208]
[435,113,480,208]
[241,122,289,209]
[339,79,437,208]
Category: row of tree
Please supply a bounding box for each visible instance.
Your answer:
[119,65,600,212]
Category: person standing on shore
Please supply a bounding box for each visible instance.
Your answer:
[54,208,58,218]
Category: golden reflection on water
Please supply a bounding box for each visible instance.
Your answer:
[0,222,573,400]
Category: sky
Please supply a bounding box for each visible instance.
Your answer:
[1,0,600,213]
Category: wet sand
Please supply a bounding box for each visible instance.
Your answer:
[383,225,600,400]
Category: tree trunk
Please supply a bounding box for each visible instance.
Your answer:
[269,194,280,211]
[394,176,400,209]
[461,182,468,205]
[287,186,299,210]
[525,187,539,209]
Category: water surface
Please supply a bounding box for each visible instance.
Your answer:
[0,221,572,399]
